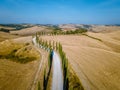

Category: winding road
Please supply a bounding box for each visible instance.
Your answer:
[52,51,63,90]
[32,36,37,46]
[32,36,63,90]
[31,37,44,90]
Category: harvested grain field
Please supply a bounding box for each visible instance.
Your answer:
[0,36,48,90]
[41,30,120,90]
[10,26,53,36]
[0,58,40,90]
[0,31,18,42]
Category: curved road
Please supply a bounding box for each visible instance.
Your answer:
[32,36,63,90]
[31,37,44,90]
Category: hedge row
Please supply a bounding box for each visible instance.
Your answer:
[36,28,87,36]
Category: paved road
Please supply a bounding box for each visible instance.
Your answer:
[52,51,63,90]
[32,37,63,90]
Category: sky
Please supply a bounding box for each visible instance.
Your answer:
[0,0,120,24]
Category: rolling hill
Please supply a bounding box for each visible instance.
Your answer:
[41,30,120,90]
[0,31,18,42]
[10,26,53,36]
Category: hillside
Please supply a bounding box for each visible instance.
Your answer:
[10,26,53,36]
[89,26,120,33]
[0,25,15,30]
[0,31,18,42]
[41,30,120,90]
[0,39,42,90]
[0,25,120,90]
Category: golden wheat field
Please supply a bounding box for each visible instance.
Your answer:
[0,31,18,42]
[10,26,53,36]
[0,37,42,90]
[40,30,120,90]
[0,29,120,90]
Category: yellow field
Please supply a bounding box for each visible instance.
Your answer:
[10,26,53,36]
[0,39,42,90]
[0,58,40,90]
[0,28,120,90]
[0,31,18,42]
[41,31,120,90]
[0,26,15,30]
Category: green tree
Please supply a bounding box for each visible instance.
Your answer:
[38,81,41,90]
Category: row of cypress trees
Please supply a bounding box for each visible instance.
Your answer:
[57,43,69,90]
[43,50,54,90]
[34,34,54,90]
[34,33,69,90]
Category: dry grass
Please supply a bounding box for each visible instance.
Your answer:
[41,31,120,90]
[0,37,46,90]
[0,28,120,90]
[90,26,120,33]
[0,40,40,63]
[10,26,53,36]
[0,58,40,90]
[69,65,84,90]
[34,48,50,90]
[0,31,18,42]
[0,25,15,30]
[86,31,120,53]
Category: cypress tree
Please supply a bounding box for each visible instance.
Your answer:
[56,42,58,51]
[38,81,41,90]
[49,41,52,50]
[43,68,46,90]
[53,41,55,50]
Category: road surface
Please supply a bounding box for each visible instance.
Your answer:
[52,51,63,90]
